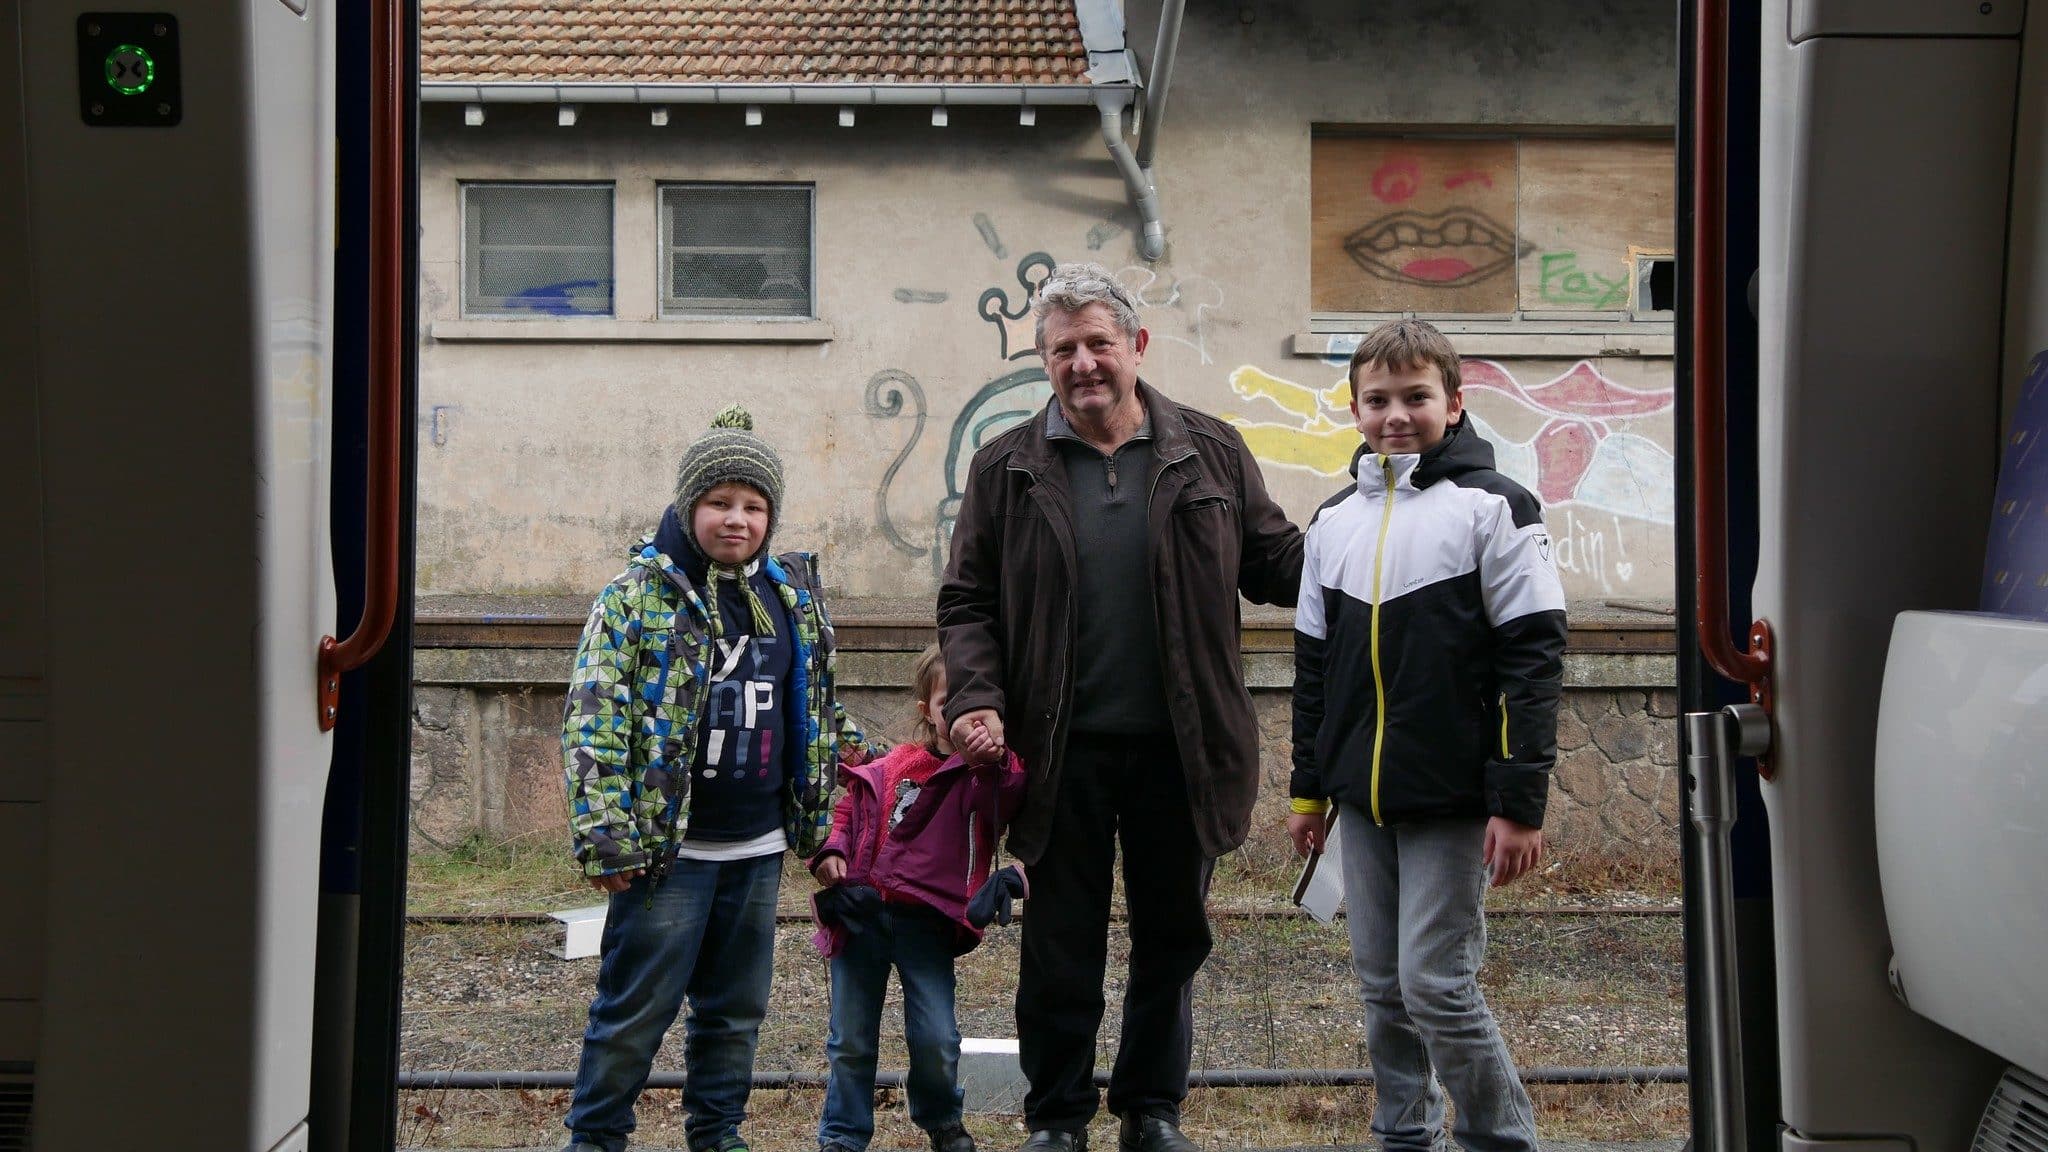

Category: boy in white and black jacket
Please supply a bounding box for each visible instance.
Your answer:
[1286,319,1566,1152]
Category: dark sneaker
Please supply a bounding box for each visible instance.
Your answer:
[706,1135,750,1152]
[930,1122,978,1152]
[1020,1129,1087,1152]
[1118,1114,1199,1152]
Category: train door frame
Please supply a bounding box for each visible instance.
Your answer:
[317,0,420,1147]
[1677,2,1783,1151]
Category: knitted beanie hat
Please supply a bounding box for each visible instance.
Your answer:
[673,405,786,638]
[672,404,786,556]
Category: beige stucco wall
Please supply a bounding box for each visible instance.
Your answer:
[415,0,1679,602]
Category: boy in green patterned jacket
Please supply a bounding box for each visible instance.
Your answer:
[559,406,874,1152]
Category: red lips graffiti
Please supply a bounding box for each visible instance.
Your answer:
[1344,209,1520,288]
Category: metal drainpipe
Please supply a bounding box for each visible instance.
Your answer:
[1134,0,1186,173]
[1097,92,1165,260]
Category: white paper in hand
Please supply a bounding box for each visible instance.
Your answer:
[1290,815,1346,924]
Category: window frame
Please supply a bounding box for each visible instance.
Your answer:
[656,181,818,322]
[459,180,617,320]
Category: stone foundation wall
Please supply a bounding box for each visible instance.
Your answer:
[413,676,1681,867]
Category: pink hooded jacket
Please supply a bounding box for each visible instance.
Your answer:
[808,743,1025,958]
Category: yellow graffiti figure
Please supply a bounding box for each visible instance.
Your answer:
[1226,364,1360,476]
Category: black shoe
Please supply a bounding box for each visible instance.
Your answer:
[1020,1128,1087,1152]
[930,1123,977,1152]
[1118,1114,1198,1152]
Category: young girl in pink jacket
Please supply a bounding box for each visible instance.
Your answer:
[808,645,1025,1152]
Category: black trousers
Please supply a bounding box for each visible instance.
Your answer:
[1017,731,1215,1130]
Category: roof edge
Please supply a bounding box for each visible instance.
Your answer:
[420,82,1132,106]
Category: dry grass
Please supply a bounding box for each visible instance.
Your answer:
[404,833,1680,921]
[409,833,593,916]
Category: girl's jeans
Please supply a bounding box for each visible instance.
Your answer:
[817,903,965,1150]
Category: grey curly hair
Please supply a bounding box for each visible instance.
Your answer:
[1032,262,1142,351]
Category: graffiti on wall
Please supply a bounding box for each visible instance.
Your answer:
[972,212,1008,259]
[1118,265,1227,365]
[1227,356,1674,592]
[870,226,1235,577]
[1535,252,1629,309]
[504,279,613,315]
[1314,139,1523,312]
[863,369,930,558]
[867,363,1051,576]
[869,243,1067,575]
[977,252,1057,360]
[1314,137,1675,319]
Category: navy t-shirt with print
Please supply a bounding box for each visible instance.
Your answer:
[641,500,795,844]
[686,565,795,842]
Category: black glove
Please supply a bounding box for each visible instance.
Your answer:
[814,884,886,935]
[966,865,1028,929]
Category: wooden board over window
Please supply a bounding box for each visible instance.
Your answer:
[1518,139,1675,312]
[1311,134,1675,316]
[1312,136,1518,314]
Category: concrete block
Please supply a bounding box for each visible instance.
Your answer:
[959,1037,1025,1113]
[549,903,607,960]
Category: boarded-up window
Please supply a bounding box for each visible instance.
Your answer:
[1312,137,1519,314]
[1311,134,1674,316]
[1519,139,1675,312]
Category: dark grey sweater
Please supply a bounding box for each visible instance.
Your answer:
[1049,406,1172,735]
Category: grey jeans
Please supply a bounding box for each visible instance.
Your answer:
[1337,807,1538,1152]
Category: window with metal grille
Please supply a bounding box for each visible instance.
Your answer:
[660,184,813,319]
[462,183,614,317]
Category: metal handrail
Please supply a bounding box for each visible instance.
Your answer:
[317,0,405,731]
[1689,0,1775,725]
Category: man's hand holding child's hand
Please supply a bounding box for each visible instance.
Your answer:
[952,709,1006,765]
[1483,817,1543,887]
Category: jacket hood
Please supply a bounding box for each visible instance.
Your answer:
[841,742,958,792]
[1347,415,1498,490]
[649,505,697,574]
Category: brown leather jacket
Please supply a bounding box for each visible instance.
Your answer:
[937,383,1305,862]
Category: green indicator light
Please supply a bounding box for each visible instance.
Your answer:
[104,44,154,96]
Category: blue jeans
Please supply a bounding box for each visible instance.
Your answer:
[565,854,783,1152]
[1337,808,1537,1152]
[818,903,965,1150]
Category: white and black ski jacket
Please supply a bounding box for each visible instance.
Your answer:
[1290,420,1567,829]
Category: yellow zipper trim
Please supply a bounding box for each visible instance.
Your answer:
[1499,692,1511,759]
[1369,455,1395,826]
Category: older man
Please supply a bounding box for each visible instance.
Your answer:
[938,263,1303,1152]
